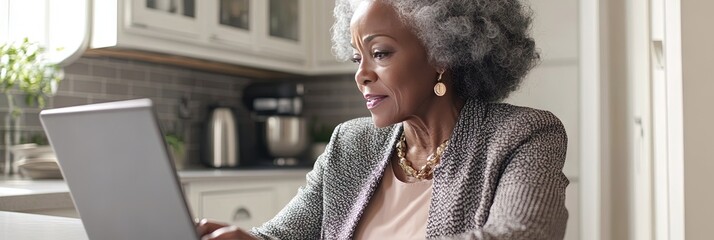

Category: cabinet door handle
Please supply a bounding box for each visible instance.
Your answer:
[232,207,251,222]
[132,23,148,29]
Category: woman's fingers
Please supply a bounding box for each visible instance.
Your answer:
[195,219,256,240]
[195,218,229,236]
[201,225,257,240]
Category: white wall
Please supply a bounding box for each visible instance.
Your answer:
[680,1,714,239]
[591,0,714,239]
[602,0,631,238]
[506,1,579,239]
[0,0,88,65]
[606,30,632,239]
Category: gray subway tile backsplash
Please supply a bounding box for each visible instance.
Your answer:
[175,76,196,86]
[149,72,172,84]
[64,61,90,75]
[198,79,232,90]
[72,78,104,94]
[119,69,147,81]
[0,56,368,166]
[132,85,159,98]
[105,83,130,96]
[92,64,118,78]
[161,88,187,99]
[52,95,88,108]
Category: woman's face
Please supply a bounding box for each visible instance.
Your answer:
[350,0,439,128]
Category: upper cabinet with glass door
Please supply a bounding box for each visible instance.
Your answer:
[259,0,308,62]
[268,0,299,42]
[130,0,201,40]
[90,0,352,75]
[204,0,256,52]
[206,0,309,63]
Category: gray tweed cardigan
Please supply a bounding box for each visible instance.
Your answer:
[251,99,569,239]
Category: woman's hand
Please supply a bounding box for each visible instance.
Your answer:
[196,218,257,240]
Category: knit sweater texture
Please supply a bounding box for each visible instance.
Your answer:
[251,99,569,239]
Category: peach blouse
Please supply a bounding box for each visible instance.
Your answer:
[353,161,433,240]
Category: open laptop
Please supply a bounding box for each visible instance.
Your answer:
[40,98,199,240]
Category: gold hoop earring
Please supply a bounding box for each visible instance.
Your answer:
[434,71,446,96]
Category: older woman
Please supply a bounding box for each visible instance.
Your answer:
[198,0,568,239]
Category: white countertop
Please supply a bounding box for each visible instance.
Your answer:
[0,211,88,240]
[0,168,310,212]
[0,175,73,212]
[0,177,69,197]
[0,168,310,238]
[179,168,310,182]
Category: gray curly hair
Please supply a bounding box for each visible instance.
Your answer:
[332,0,540,102]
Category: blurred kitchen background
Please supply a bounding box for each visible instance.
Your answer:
[2,0,713,240]
[1,56,367,167]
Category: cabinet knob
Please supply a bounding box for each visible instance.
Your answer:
[232,207,251,222]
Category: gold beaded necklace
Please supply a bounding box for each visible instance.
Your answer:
[396,132,449,180]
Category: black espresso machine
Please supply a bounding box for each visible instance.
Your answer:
[242,82,308,167]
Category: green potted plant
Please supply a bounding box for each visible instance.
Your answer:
[164,132,186,170]
[1,38,64,175]
[309,120,334,163]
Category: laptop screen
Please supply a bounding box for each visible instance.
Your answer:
[40,99,199,240]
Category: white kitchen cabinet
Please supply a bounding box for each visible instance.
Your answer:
[129,0,201,39]
[92,0,352,75]
[200,187,277,230]
[203,0,256,52]
[259,0,310,62]
[205,0,311,64]
[309,0,357,75]
[181,171,306,230]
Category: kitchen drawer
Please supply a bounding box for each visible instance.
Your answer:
[199,188,277,230]
[181,169,309,230]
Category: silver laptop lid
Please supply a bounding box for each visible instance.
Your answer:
[40,98,198,240]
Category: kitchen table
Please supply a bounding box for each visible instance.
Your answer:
[0,211,88,240]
